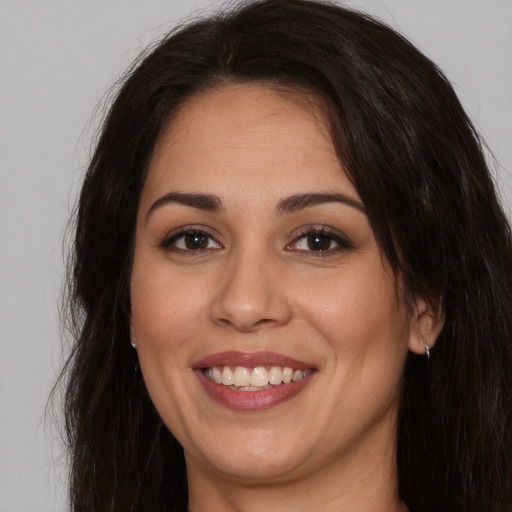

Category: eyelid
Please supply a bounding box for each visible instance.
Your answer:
[286,225,354,253]
[161,224,223,251]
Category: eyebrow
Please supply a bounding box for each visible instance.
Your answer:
[145,190,365,223]
[146,192,224,223]
[276,193,365,214]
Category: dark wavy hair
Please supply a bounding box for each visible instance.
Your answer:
[59,1,512,510]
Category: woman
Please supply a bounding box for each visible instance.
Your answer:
[61,0,512,510]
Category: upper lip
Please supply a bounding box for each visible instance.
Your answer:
[193,351,315,370]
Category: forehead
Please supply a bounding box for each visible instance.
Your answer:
[159,82,331,145]
[142,83,358,205]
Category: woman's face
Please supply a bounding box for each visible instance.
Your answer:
[130,83,418,485]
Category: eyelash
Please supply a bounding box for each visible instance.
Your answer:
[161,226,222,253]
[161,225,353,256]
[286,226,353,256]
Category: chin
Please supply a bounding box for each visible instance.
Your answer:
[184,427,315,483]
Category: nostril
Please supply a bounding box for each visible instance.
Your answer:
[217,318,232,328]
[254,318,274,327]
[215,316,277,332]
[209,267,293,332]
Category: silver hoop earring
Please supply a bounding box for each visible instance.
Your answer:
[424,344,431,360]
[131,341,137,349]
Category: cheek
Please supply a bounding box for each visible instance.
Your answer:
[295,262,409,361]
[130,262,208,431]
[131,263,211,347]
[300,265,409,425]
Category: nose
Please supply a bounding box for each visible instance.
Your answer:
[209,249,293,333]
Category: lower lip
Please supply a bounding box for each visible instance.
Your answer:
[195,370,314,411]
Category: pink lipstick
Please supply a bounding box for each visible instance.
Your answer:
[193,351,316,411]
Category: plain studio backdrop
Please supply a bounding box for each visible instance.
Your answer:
[0,1,510,510]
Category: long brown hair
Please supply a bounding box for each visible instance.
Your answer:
[60,1,512,510]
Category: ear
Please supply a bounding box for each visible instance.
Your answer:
[408,295,445,356]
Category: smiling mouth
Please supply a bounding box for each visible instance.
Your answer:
[203,365,313,391]
[194,351,316,410]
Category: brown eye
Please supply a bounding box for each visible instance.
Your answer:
[164,229,222,252]
[286,227,352,256]
[306,233,333,251]
[184,233,209,250]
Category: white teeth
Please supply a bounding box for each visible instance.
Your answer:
[221,367,234,385]
[205,365,311,389]
[234,366,251,387]
[238,385,271,391]
[212,366,222,384]
[250,367,268,387]
[268,366,283,385]
[292,369,303,382]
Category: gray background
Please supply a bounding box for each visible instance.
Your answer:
[1,1,510,510]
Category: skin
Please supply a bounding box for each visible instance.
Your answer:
[130,83,439,512]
